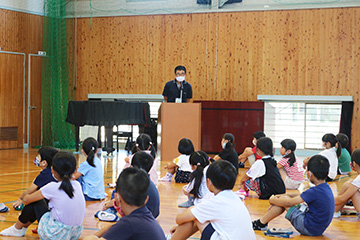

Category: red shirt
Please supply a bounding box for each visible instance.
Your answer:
[251,146,262,160]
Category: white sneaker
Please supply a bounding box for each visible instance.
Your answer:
[159,173,173,182]
[0,224,26,237]
[333,211,341,218]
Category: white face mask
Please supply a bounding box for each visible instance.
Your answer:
[222,142,227,149]
[176,76,185,82]
[252,140,256,146]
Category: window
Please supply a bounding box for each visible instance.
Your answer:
[264,102,341,150]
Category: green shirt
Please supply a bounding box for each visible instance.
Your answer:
[338,148,351,173]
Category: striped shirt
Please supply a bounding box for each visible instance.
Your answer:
[278,157,304,182]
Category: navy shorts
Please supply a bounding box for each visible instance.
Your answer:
[201,223,215,240]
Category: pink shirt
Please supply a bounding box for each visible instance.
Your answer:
[278,157,304,182]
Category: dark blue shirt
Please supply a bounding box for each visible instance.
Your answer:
[300,183,334,236]
[33,168,57,189]
[162,80,192,103]
[110,180,160,219]
[103,206,166,240]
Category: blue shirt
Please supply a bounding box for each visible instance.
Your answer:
[300,183,334,236]
[78,157,106,199]
[110,178,160,219]
[103,206,166,240]
[34,168,57,189]
[162,80,192,102]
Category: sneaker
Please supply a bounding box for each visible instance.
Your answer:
[239,162,245,168]
[32,227,38,234]
[0,224,26,237]
[0,203,9,213]
[14,203,24,211]
[333,211,341,218]
[252,219,268,231]
[264,232,291,238]
[159,173,173,182]
[94,210,119,222]
[178,199,194,208]
[266,228,293,235]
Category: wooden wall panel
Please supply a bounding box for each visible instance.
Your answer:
[75,7,360,149]
[0,9,43,149]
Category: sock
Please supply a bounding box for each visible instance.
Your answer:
[257,219,267,227]
[357,212,360,219]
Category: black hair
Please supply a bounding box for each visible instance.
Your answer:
[131,133,156,159]
[351,149,360,166]
[38,146,59,168]
[253,131,266,140]
[82,137,98,167]
[222,133,235,149]
[188,151,210,198]
[336,133,349,149]
[174,65,186,74]
[116,167,149,207]
[131,151,154,173]
[307,155,330,180]
[256,137,273,157]
[322,133,342,158]
[280,139,297,167]
[178,138,195,155]
[52,151,77,198]
[206,160,237,191]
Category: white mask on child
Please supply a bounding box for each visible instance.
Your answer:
[222,142,227,149]
[252,140,256,146]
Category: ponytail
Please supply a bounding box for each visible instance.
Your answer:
[322,133,342,158]
[82,137,98,167]
[52,152,77,199]
[189,151,209,199]
[59,174,74,198]
[223,133,235,149]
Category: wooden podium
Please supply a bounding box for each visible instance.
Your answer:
[158,103,201,162]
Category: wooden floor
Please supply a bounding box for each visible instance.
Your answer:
[0,148,359,240]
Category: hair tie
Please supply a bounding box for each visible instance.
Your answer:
[91,146,95,151]
[136,143,139,147]
[197,162,201,166]
[149,141,152,145]
[208,157,211,160]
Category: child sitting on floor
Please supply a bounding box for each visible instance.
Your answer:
[23,152,85,239]
[159,138,195,183]
[334,149,360,218]
[98,151,160,221]
[0,146,58,237]
[84,167,166,240]
[214,133,239,171]
[238,131,266,168]
[336,133,352,175]
[277,139,304,190]
[239,137,285,199]
[252,155,334,237]
[178,151,213,208]
[169,160,255,240]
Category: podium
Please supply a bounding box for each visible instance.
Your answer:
[158,103,201,162]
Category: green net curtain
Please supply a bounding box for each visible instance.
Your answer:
[42,0,75,149]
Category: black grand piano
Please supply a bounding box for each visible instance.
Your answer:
[66,100,151,152]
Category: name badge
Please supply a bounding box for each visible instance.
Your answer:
[175,98,182,103]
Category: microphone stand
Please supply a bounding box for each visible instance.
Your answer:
[180,81,184,103]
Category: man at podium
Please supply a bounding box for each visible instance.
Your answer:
[162,65,193,103]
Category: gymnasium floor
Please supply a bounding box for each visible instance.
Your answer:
[0,148,359,240]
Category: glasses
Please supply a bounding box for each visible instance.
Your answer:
[175,72,186,77]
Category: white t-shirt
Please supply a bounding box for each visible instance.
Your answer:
[173,154,192,172]
[40,180,86,226]
[191,190,256,240]
[185,166,213,205]
[246,155,272,179]
[351,175,360,191]
[319,147,338,180]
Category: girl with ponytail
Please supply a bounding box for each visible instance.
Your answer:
[303,133,342,182]
[123,133,159,184]
[178,151,213,208]
[22,151,85,240]
[277,139,304,190]
[73,137,106,201]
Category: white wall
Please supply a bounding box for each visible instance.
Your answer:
[0,0,44,15]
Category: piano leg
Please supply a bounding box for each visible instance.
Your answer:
[103,126,115,154]
[75,126,80,152]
